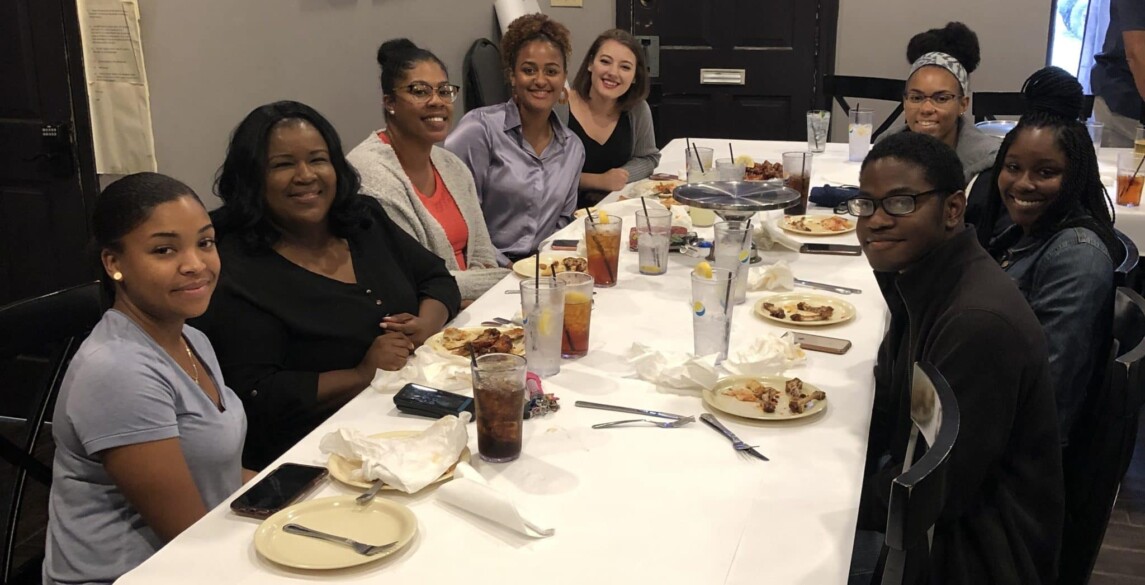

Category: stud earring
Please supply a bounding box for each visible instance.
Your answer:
[387,109,395,115]
[112,271,123,282]
[559,89,569,105]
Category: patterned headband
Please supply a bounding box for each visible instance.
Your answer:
[909,52,969,95]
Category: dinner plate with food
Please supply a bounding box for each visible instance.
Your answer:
[703,375,828,420]
[326,430,471,490]
[753,293,856,327]
[778,215,856,236]
[424,326,525,358]
[512,255,589,278]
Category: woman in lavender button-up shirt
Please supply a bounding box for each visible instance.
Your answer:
[444,13,584,265]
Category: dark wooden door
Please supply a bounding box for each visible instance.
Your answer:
[0,0,99,306]
[619,0,838,146]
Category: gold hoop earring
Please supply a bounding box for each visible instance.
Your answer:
[112,271,123,282]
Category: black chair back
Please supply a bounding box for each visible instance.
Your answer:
[1059,286,1145,585]
[822,75,906,141]
[972,92,1095,123]
[0,282,103,583]
[463,38,509,111]
[880,362,961,585]
[1114,229,1140,290]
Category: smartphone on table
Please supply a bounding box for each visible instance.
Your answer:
[800,243,862,256]
[551,239,580,251]
[229,462,328,518]
[788,332,852,355]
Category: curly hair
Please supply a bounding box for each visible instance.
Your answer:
[862,131,967,195]
[976,66,1122,263]
[212,100,369,253]
[906,21,981,74]
[500,13,573,74]
[571,29,649,112]
[376,38,447,96]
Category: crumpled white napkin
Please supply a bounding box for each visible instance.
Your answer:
[754,216,801,251]
[747,260,795,291]
[626,342,719,390]
[369,346,471,393]
[436,462,555,538]
[318,413,470,494]
[668,203,693,229]
[722,334,806,377]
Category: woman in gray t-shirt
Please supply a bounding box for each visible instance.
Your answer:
[43,173,247,585]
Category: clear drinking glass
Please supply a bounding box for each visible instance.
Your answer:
[1117,151,1144,207]
[715,158,746,181]
[691,267,735,363]
[471,353,527,463]
[806,110,830,153]
[556,271,593,358]
[635,208,672,275]
[519,279,565,377]
[782,151,813,216]
[713,220,751,305]
[685,146,715,182]
[585,215,623,287]
[848,108,873,162]
[1086,120,1103,155]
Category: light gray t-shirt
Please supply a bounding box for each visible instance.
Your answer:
[43,310,246,585]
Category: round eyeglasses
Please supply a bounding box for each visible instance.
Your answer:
[845,189,948,217]
[403,82,461,104]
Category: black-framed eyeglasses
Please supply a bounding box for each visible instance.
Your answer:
[845,189,948,217]
[903,91,959,106]
[403,82,461,103]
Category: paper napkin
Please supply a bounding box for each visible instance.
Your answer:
[318,413,470,493]
[753,216,802,251]
[626,342,719,390]
[722,334,806,377]
[369,346,472,394]
[747,260,795,291]
[437,463,555,538]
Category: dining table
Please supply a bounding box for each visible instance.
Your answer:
[116,140,892,584]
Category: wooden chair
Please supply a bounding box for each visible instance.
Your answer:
[972,92,1096,123]
[878,362,961,585]
[1059,287,1145,585]
[822,75,906,141]
[0,282,103,584]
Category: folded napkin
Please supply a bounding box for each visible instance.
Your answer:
[437,463,555,538]
[754,216,802,251]
[809,184,859,208]
[722,334,806,377]
[319,413,470,493]
[369,346,471,393]
[626,342,719,390]
[669,203,693,229]
[747,260,794,291]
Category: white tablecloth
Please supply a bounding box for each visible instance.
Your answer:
[117,143,889,584]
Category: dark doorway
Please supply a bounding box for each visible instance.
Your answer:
[618,0,839,148]
[0,0,100,307]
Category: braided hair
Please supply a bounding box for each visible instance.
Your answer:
[976,66,1122,263]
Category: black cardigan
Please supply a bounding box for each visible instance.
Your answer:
[198,196,460,469]
[859,228,1063,584]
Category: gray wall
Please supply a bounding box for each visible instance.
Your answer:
[135,0,1047,205]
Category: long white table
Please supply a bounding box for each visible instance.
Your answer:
[118,141,889,584]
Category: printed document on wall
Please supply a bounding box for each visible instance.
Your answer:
[77,0,157,174]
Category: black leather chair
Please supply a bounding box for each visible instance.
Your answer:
[877,362,961,585]
[1059,286,1145,585]
[972,92,1095,123]
[822,75,906,141]
[463,38,509,111]
[1114,229,1140,290]
[0,282,103,583]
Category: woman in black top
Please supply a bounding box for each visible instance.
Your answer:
[200,101,460,469]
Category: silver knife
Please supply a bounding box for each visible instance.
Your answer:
[574,400,693,421]
[699,414,769,461]
[794,278,862,295]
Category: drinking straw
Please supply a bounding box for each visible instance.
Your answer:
[1120,155,1145,201]
[691,143,706,174]
[728,142,735,162]
[534,251,541,305]
[468,343,478,370]
[639,196,661,269]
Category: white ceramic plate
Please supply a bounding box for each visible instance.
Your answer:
[703,375,828,420]
[777,215,856,236]
[326,430,471,490]
[511,255,588,278]
[254,496,417,570]
[753,293,856,327]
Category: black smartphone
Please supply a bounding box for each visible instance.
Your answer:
[393,383,475,419]
[230,463,328,519]
[788,332,852,355]
[551,239,580,251]
[800,243,862,256]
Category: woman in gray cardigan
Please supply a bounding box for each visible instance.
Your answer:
[566,29,661,208]
[349,39,509,303]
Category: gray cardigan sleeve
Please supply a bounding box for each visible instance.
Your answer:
[622,100,660,181]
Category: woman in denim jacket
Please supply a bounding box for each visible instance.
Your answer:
[976,67,1124,443]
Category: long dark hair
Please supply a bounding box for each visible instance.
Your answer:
[93,172,203,301]
[212,100,369,252]
[571,29,649,112]
[976,67,1121,262]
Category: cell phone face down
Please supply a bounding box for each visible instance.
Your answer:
[551,239,580,251]
[229,463,328,518]
[790,332,852,354]
[393,383,475,419]
[800,243,862,256]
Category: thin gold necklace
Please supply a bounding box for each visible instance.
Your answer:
[181,337,199,384]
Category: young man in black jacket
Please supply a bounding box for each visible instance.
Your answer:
[853,132,1063,584]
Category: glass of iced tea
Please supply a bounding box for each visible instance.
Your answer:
[471,353,527,463]
[556,272,593,358]
[585,214,622,287]
[782,151,813,215]
[1117,151,1143,207]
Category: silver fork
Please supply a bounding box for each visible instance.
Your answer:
[479,317,522,327]
[355,481,383,506]
[699,414,769,461]
[282,523,398,556]
[592,417,694,429]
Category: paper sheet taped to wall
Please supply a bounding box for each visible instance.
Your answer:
[78,0,157,174]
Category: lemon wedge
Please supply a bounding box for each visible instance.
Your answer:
[596,210,610,224]
[536,309,554,336]
[640,265,661,273]
[734,155,754,167]
[694,261,713,279]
